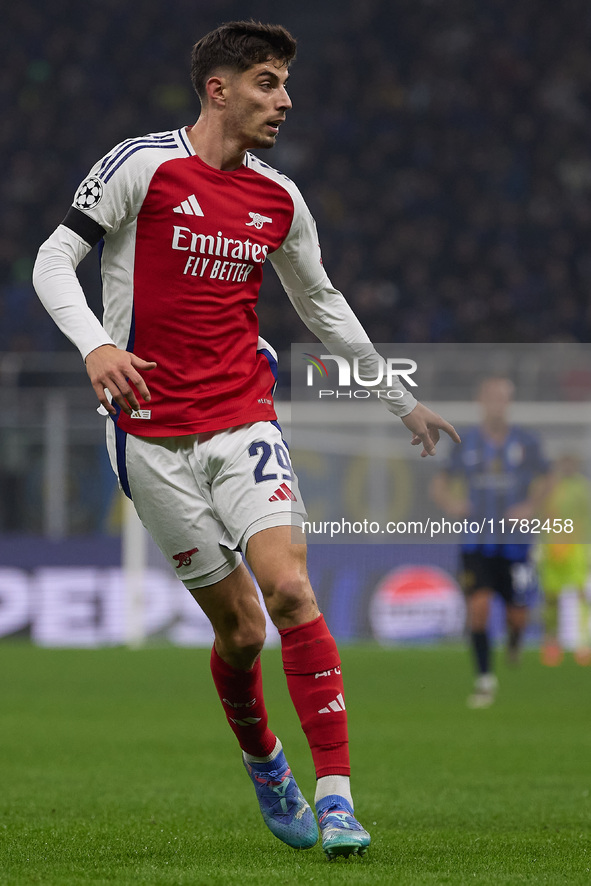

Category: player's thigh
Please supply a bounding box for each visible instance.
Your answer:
[207,421,307,552]
[245,525,319,626]
[106,422,241,586]
[460,551,495,596]
[246,524,309,589]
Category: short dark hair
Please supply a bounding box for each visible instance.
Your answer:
[191,21,297,101]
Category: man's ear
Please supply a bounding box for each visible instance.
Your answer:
[205,74,228,107]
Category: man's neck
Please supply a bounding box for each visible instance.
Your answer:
[482,419,509,443]
[186,119,246,171]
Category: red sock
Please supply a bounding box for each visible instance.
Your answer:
[280,614,350,777]
[210,646,277,757]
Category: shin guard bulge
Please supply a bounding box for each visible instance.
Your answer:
[210,646,277,757]
[280,614,350,777]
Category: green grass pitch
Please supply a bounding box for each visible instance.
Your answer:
[1,643,590,885]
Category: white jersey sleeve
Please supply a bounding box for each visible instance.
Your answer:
[33,130,183,360]
[32,225,115,360]
[67,130,181,236]
[32,139,150,360]
[268,182,417,417]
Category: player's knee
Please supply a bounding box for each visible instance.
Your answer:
[263,573,317,626]
[217,624,266,669]
[213,599,267,665]
[233,633,266,667]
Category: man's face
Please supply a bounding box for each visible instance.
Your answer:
[478,378,514,424]
[222,59,292,150]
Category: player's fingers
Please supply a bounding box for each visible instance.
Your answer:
[429,427,441,446]
[129,354,156,402]
[112,391,135,414]
[92,381,117,415]
[418,431,436,458]
[440,421,461,444]
[126,369,152,403]
[431,415,461,444]
[129,353,157,371]
[92,370,139,414]
[111,374,141,412]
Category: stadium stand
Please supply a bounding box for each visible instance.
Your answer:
[2,0,591,354]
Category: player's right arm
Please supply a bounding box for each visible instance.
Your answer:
[268,178,460,456]
[32,156,156,415]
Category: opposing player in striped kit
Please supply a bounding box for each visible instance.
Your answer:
[33,21,459,858]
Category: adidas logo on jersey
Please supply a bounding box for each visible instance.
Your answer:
[318,693,346,714]
[173,194,204,216]
[268,483,296,502]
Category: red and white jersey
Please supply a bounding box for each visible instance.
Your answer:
[61,127,329,436]
[33,129,418,429]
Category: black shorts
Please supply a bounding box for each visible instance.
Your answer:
[460,551,530,607]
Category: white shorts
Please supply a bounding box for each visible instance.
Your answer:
[106,420,306,588]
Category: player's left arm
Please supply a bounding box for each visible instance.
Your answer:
[506,474,553,520]
[269,188,460,457]
[505,435,553,520]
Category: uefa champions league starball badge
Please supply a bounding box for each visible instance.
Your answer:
[74,176,104,210]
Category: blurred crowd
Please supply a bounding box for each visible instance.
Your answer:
[2,0,591,353]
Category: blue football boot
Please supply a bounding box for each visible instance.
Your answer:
[243,750,318,849]
[316,794,371,859]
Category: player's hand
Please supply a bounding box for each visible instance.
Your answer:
[402,402,461,458]
[85,344,157,416]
